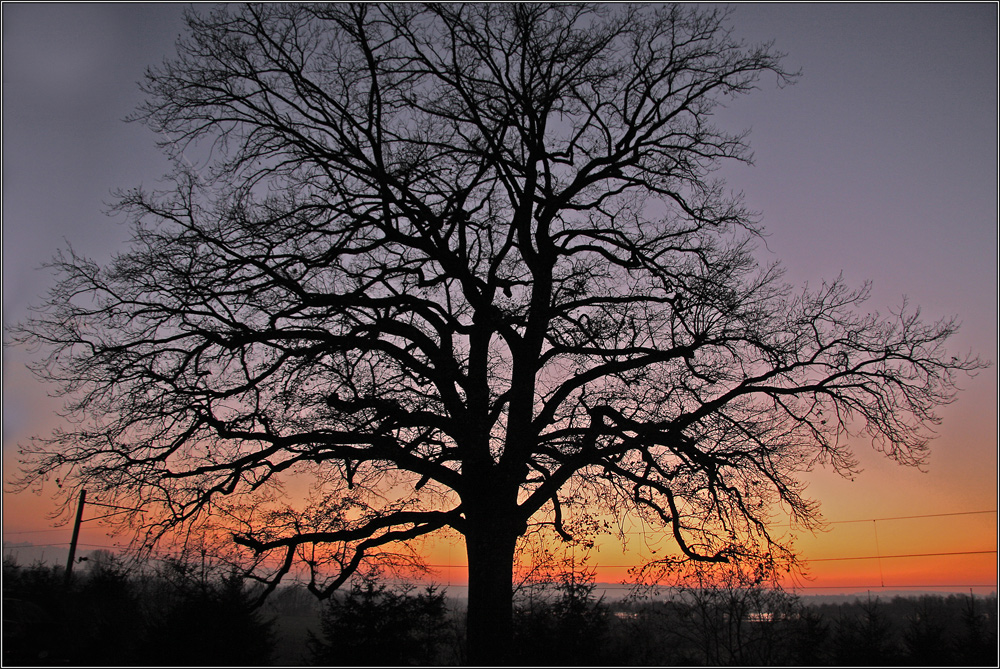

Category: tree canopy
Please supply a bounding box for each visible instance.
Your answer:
[10,3,981,661]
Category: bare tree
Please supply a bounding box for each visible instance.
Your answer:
[632,555,807,665]
[10,4,981,662]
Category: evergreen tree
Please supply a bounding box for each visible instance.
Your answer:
[308,575,450,666]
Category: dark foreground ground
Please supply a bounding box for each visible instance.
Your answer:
[3,556,996,666]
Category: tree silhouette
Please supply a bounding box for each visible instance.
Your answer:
[135,552,276,665]
[902,595,951,666]
[11,4,981,662]
[308,574,451,666]
[832,594,900,665]
[512,564,613,666]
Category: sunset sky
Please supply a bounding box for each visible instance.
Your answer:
[3,3,996,594]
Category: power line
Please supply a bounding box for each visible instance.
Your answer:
[805,550,997,562]
[8,543,996,563]
[785,584,998,591]
[3,542,121,550]
[4,550,992,593]
[419,548,998,571]
[610,509,997,534]
[557,580,1000,591]
[6,509,995,578]
[828,509,997,524]
[3,528,73,535]
[6,508,993,537]
[9,508,992,536]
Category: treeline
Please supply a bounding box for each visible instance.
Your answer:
[3,552,274,666]
[3,553,996,666]
[608,588,997,666]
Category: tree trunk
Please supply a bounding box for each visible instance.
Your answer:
[464,516,520,665]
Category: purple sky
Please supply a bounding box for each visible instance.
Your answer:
[3,4,997,565]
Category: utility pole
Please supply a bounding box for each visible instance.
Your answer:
[64,489,87,585]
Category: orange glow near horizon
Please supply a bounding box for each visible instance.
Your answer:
[4,439,997,597]
[4,379,997,597]
[412,511,998,595]
[3,486,996,596]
